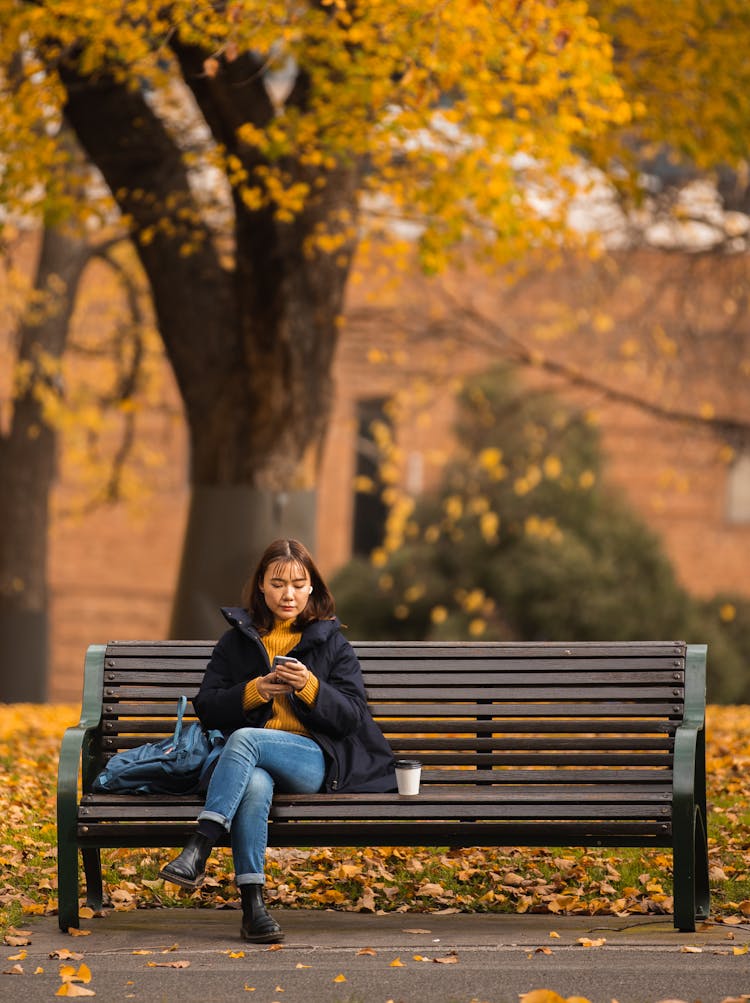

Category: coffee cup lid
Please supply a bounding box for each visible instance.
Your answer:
[395,759,421,768]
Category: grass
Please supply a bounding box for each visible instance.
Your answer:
[1,704,749,934]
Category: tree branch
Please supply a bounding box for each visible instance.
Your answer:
[447,293,750,446]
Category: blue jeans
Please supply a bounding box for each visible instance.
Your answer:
[198,727,325,885]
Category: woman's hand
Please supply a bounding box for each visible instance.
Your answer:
[272,657,311,693]
[255,672,294,701]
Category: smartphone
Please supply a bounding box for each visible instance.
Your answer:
[271,655,294,671]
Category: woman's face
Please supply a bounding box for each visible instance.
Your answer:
[260,560,312,621]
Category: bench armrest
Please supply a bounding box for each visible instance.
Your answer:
[57,645,107,830]
[671,644,709,929]
[672,644,707,818]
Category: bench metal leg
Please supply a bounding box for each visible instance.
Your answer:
[57,837,80,932]
[82,848,104,912]
[673,805,709,932]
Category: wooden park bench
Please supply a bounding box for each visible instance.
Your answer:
[57,639,709,933]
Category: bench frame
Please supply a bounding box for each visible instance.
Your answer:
[57,640,709,933]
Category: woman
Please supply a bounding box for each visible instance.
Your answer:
[160,538,396,943]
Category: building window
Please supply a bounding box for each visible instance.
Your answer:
[352,398,389,556]
[726,450,750,524]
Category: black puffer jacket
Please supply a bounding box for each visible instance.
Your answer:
[193,608,396,794]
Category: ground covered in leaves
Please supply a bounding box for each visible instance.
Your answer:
[0,704,749,934]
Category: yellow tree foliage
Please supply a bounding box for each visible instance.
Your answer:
[0,0,631,268]
[592,0,750,172]
[3,2,747,255]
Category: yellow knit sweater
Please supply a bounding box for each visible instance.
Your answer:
[242,619,320,737]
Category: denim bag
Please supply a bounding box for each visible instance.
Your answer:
[91,695,224,795]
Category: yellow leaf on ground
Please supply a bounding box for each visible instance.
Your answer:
[389,957,405,967]
[6,927,31,938]
[59,962,92,983]
[22,903,46,916]
[295,963,312,969]
[417,882,446,896]
[680,945,702,953]
[356,947,377,956]
[8,950,27,960]
[577,937,606,948]
[732,945,748,956]
[333,974,347,982]
[50,950,84,961]
[56,985,96,997]
[2,964,24,975]
[146,960,190,968]
[78,908,95,919]
[519,992,568,1003]
[68,929,91,938]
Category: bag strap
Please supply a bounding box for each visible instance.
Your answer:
[172,695,188,744]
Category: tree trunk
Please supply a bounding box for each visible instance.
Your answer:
[0,225,91,701]
[61,58,359,636]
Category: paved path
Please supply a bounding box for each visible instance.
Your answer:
[3,909,749,1003]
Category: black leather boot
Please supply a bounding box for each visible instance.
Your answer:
[159,833,214,889]
[240,883,284,943]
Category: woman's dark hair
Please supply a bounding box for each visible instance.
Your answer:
[242,538,336,635]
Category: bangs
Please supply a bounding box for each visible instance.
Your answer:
[267,559,308,582]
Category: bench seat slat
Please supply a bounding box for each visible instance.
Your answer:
[81,783,671,808]
[80,787,673,822]
[75,821,673,849]
[81,804,670,823]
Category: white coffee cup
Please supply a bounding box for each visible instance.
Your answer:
[395,759,421,795]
